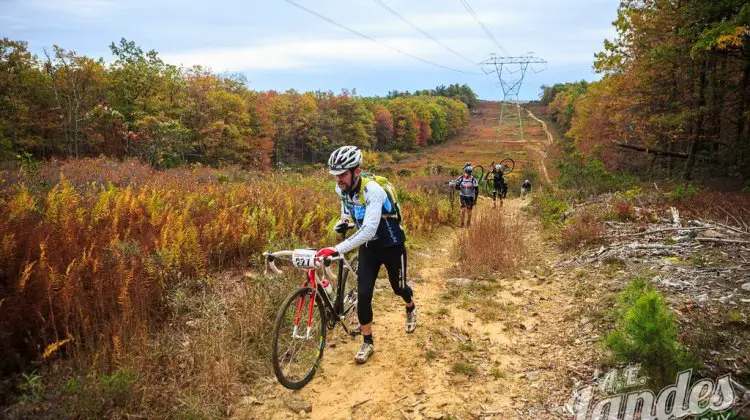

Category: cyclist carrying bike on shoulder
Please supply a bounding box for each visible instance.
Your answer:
[316,146,417,365]
[488,163,507,208]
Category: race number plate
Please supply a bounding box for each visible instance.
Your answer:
[292,249,318,269]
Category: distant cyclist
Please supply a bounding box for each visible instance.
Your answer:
[451,166,479,227]
[316,146,417,365]
[488,163,507,208]
[521,179,532,198]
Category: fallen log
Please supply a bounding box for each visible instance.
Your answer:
[608,226,709,238]
[696,238,750,245]
[615,142,689,159]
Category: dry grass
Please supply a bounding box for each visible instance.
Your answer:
[672,190,750,231]
[0,159,340,375]
[0,158,454,417]
[450,208,526,278]
[611,200,637,222]
[392,102,546,179]
[125,271,299,418]
[559,208,605,251]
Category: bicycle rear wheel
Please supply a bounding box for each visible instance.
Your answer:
[472,165,484,183]
[500,158,515,174]
[339,255,359,334]
[272,287,326,389]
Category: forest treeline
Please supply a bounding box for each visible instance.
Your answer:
[540,0,749,181]
[386,84,478,110]
[0,38,473,168]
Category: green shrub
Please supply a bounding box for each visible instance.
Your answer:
[19,371,45,403]
[604,279,688,386]
[669,183,699,201]
[557,152,633,197]
[536,194,569,227]
[99,369,139,404]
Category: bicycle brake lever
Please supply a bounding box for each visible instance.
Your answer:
[268,260,283,275]
[263,252,283,275]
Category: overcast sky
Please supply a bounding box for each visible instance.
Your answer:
[1,0,619,100]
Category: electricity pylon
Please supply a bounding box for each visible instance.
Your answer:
[480,53,546,141]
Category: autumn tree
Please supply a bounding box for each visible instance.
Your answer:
[549,0,749,180]
[43,46,107,157]
[0,39,54,159]
[107,38,178,124]
[0,38,472,167]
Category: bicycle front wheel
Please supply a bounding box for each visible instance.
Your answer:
[272,287,326,390]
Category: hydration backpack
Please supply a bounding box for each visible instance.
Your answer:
[343,172,402,221]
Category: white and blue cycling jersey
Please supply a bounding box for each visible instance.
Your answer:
[334,181,405,255]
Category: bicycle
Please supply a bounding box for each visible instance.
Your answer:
[264,229,360,390]
[485,158,514,200]
[471,165,485,184]
[491,158,515,175]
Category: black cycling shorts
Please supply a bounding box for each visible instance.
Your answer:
[356,244,412,326]
[460,195,475,208]
[493,183,508,199]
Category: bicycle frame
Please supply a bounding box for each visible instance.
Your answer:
[265,248,357,340]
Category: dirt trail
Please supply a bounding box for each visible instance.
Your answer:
[236,102,576,419]
[238,196,570,419]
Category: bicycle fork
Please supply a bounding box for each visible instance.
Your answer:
[292,269,318,340]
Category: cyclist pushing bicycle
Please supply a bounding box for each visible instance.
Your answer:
[316,146,417,364]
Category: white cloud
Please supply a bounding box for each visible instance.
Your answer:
[161,36,489,72]
[14,0,118,19]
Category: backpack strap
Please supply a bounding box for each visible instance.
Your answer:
[359,174,401,221]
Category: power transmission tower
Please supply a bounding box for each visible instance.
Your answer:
[480,54,547,141]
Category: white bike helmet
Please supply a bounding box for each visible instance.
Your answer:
[495,164,502,171]
[328,146,362,175]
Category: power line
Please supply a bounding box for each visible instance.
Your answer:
[457,0,508,55]
[371,0,479,67]
[283,0,481,75]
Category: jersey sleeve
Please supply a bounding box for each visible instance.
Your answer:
[334,182,386,254]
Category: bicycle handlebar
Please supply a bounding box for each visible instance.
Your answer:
[262,250,346,278]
